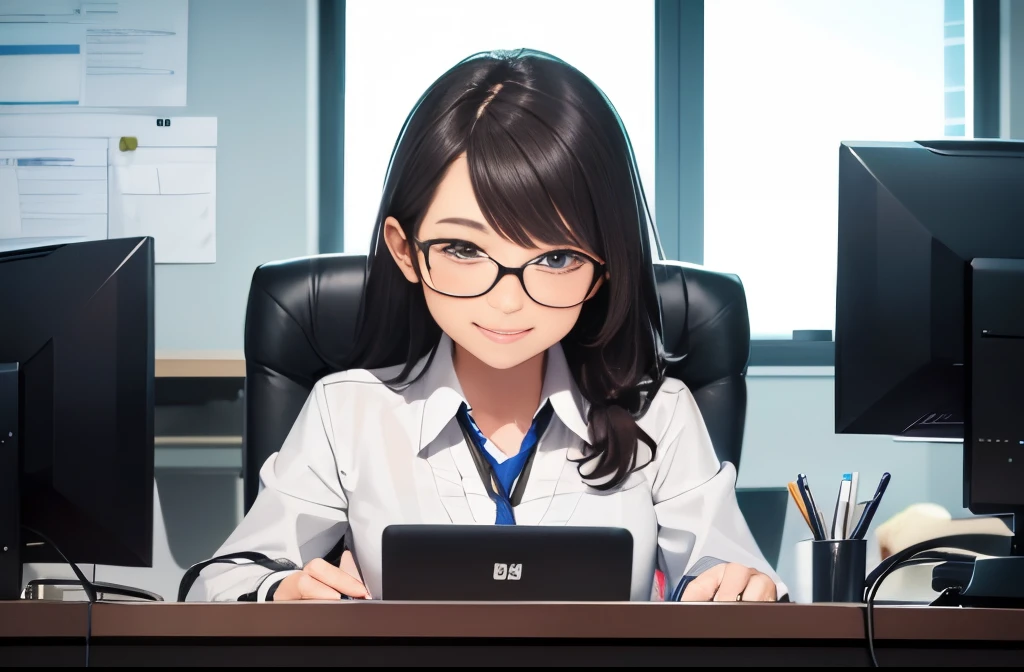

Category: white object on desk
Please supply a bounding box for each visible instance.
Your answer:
[876,502,1013,557]
[792,539,813,603]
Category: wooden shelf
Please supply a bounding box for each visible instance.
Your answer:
[155,351,245,378]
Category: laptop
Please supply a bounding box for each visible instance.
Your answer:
[735,487,790,570]
[381,525,633,601]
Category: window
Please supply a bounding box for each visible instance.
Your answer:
[703,0,971,340]
[343,0,656,255]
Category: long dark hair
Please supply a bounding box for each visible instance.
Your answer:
[346,49,666,489]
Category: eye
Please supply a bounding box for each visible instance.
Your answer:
[440,242,487,260]
[536,251,584,271]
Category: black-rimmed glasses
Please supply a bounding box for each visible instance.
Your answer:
[412,238,605,309]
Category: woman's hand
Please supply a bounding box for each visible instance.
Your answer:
[680,563,777,602]
[273,550,369,601]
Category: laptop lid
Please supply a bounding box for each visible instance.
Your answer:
[381,525,633,601]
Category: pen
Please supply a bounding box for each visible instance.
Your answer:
[802,474,828,538]
[868,472,890,506]
[851,472,891,540]
[797,474,827,540]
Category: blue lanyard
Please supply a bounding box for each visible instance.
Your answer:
[456,402,553,525]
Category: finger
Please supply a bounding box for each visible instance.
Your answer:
[295,572,342,600]
[338,551,372,599]
[339,550,363,583]
[713,563,756,602]
[680,564,725,602]
[305,558,369,598]
[740,573,777,602]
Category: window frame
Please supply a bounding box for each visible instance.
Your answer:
[318,0,346,254]
[662,0,1002,366]
[323,0,1001,367]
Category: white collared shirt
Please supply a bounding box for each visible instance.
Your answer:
[189,334,787,602]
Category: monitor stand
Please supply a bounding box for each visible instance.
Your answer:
[0,363,159,603]
[931,516,1023,608]
[945,258,1024,608]
[24,578,163,602]
[0,363,22,601]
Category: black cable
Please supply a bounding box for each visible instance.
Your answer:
[860,531,1012,668]
[865,555,904,667]
[21,526,97,668]
[86,600,93,667]
[864,534,1008,589]
[863,549,983,667]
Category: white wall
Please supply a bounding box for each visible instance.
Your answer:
[151,0,312,351]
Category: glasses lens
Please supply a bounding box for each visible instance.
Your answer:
[523,254,596,308]
[422,243,499,296]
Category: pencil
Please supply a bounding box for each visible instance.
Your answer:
[788,481,813,532]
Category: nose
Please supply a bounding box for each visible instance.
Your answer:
[486,273,526,314]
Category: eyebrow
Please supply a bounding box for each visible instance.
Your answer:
[432,217,601,261]
[435,217,490,232]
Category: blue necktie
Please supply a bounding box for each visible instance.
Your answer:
[457,403,554,525]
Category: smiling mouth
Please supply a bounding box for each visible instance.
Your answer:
[475,325,532,335]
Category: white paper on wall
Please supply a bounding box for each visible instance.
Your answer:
[0,0,189,107]
[0,113,217,263]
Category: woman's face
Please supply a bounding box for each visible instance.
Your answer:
[383,154,604,370]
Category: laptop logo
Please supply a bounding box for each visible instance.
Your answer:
[493,563,522,580]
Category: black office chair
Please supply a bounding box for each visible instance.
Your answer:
[241,256,751,513]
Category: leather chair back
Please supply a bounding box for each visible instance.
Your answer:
[242,256,750,511]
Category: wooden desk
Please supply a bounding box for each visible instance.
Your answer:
[155,351,245,378]
[2,602,1023,666]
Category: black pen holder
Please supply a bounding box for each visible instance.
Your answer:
[812,539,867,603]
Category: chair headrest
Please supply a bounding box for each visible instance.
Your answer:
[245,255,749,387]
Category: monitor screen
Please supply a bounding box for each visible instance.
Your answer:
[835,140,1024,441]
[0,237,154,570]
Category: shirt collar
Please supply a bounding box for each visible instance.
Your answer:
[412,333,591,452]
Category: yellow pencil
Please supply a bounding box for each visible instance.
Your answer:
[788,481,813,532]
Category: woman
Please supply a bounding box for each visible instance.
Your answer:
[184,49,786,603]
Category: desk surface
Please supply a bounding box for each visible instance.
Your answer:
[4,600,1024,640]
[4,602,1023,667]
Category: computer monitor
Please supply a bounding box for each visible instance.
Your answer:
[835,139,1024,523]
[0,237,155,601]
